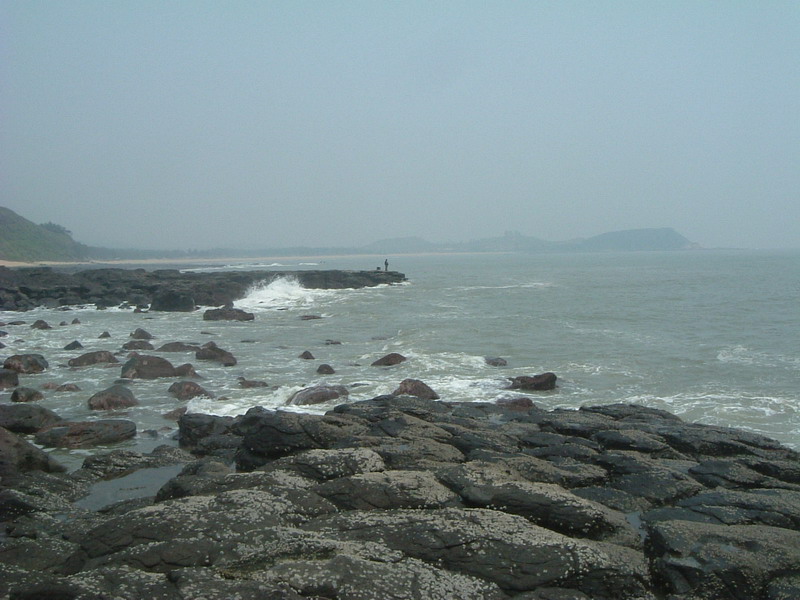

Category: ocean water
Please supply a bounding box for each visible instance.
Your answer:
[2,250,798,469]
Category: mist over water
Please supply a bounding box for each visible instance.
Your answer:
[2,250,798,469]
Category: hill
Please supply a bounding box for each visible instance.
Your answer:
[0,207,91,262]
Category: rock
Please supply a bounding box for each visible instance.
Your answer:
[298,350,315,359]
[178,413,237,450]
[259,448,386,482]
[168,381,213,400]
[174,363,201,378]
[68,350,119,367]
[30,319,52,330]
[300,314,322,320]
[496,396,534,410]
[34,419,137,448]
[485,357,507,366]
[156,341,201,352]
[98,330,111,338]
[3,354,48,374]
[121,354,177,379]
[287,384,349,406]
[0,404,63,433]
[508,372,558,391]
[0,368,20,389]
[647,519,800,600]
[392,378,440,400]
[371,352,407,366]
[122,340,154,351]
[130,327,154,340]
[63,340,83,350]
[195,341,237,366]
[0,427,66,480]
[316,363,335,375]
[56,383,81,392]
[10,387,44,403]
[150,290,196,312]
[88,385,139,410]
[238,376,268,388]
[163,406,188,421]
[202,307,255,321]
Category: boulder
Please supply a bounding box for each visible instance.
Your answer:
[508,372,558,391]
[371,352,407,366]
[98,331,111,338]
[316,363,335,375]
[30,319,52,330]
[34,419,137,448]
[150,290,195,312]
[195,342,237,366]
[130,328,153,340]
[392,378,440,400]
[0,404,63,434]
[68,350,119,367]
[202,307,255,321]
[63,340,83,350]
[3,354,48,374]
[121,355,177,379]
[122,340,154,351]
[168,381,213,400]
[88,385,139,410]
[485,357,507,366]
[56,383,81,392]
[238,376,268,388]
[156,341,201,352]
[175,363,201,378]
[0,368,20,389]
[298,350,315,359]
[10,387,44,403]
[0,427,66,480]
[287,384,349,406]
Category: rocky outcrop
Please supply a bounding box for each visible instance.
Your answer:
[2,397,799,600]
[202,306,255,321]
[0,266,407,311]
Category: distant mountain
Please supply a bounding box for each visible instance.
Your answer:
[0,207,91,262]
[0,206,698,264]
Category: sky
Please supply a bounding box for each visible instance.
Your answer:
[1,1,798,250]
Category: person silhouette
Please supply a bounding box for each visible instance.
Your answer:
[384,259,389,271]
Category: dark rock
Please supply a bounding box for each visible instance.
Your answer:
[300,314,322,320]
[647,519,800,600]
[0,404,63,434]
[162,406,188,421]
[122,340,154,351]
[298,350,315,359]
[316,363,335,375]
[156,341,201,352]
[0,368,20,389]
[3,354,48,374]
[258,448,386,481]
[174,363,201,378]
[202,306,255,321]
[508,372,558,391]
[98,331,111,338]
[68,350,119,367]
[0,427,66,479]
[325,339,342,345]
[168,381,213,400]
[371,352,407,366]
[30,319,52,330]
[496,396,535,410]
[34,419,136,448]
[195,341,237,366]
[55,383,81,392]
[10,387,44,403]
[178,413,236,450]
[238,376,268,388]
[150,290,196,312]
[63,340,83,350]
[485,357,507,366]
[121,354,177,379]
[130,327,153,339]
[88,385,139,410]
[392,378,440,400]
[287,384,349,406]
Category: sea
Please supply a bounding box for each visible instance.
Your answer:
[2,249,798,470]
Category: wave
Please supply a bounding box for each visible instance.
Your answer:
[234,276,335,311]
[717,345,800,370]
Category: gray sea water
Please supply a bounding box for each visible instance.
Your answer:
[2,249,798,469]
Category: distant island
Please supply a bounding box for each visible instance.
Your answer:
[0,206,698,264]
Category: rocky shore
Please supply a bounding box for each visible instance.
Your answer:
[2,392,799,599]
[0,267,406,311]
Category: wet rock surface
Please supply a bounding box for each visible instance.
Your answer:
[1,397,799,600]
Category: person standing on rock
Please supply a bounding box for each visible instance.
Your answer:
[384,258,389,271]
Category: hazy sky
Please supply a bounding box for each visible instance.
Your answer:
[2,1,798,250]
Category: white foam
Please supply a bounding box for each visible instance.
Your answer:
[234,276,334,311]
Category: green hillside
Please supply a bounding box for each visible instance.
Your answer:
[0,207,91,262]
